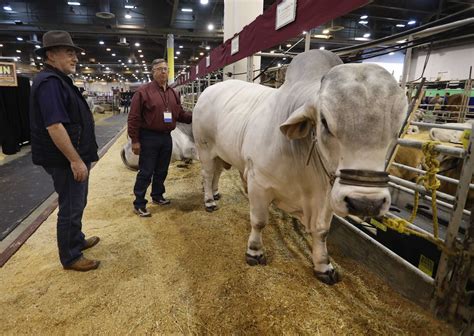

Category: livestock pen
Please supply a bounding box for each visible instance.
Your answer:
[0,133,454,335]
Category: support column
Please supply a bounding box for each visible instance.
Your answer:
[224,0,263,83]
[400,35,413,89]
[167,34,175,84]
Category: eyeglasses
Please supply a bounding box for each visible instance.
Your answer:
[153,67,168,72]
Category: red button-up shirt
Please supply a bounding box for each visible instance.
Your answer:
[127,81,192,143]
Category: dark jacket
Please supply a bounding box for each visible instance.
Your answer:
[127,81,192,143]
[30,65,98,167]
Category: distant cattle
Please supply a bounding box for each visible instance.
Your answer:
[193,50,407,284]
[121,123,198,170]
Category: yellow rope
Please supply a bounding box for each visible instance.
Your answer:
[381,141,450,251]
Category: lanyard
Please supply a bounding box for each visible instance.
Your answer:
[158,87,169,111]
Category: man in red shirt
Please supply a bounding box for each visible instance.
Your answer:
[127,59,192,217]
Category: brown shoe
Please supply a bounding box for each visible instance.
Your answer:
[82,236,100,251]
[64,256,100,272]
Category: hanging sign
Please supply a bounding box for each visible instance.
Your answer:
[275,0,297,30]
[206,56,210,68]
[231,35,239,55]
[0,62,17,87]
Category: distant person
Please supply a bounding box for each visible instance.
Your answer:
[127,58,192,217]
[29,31,100,272]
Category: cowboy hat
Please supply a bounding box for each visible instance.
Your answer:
[35,30,84,57]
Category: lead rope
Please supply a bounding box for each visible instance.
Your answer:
[306,127,336,185]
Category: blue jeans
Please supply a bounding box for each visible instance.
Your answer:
[133,129,172,209]
[44,164,90,266]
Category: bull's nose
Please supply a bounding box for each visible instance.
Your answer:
[344,196,386,217]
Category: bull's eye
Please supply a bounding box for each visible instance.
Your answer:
[321,115,332,135]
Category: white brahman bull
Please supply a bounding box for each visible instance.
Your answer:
[121,123,198,170]
[193,50,407,284]
[429,120,474,143]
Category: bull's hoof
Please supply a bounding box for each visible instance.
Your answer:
[205,205,218,212]
[213,192,221,201]
[245,253,267,266]
[314,269,340,285]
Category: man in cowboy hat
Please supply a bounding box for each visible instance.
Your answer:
[30,30,100,272]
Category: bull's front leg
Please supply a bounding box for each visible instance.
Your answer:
[311,204,340,285]
[246,180,272,266]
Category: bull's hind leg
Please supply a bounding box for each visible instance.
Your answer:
[200,153,219,212]
[246,181,273,266]
[311,206,340,285]
[211,158,225,201]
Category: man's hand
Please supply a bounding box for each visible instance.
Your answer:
[132,142,141,155]
[71,160,88,182]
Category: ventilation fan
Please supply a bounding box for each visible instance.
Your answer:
[96,0,115,19]
[328,20,344,32]
[117,37,129,46]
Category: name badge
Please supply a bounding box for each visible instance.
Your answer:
[163,111,172,123]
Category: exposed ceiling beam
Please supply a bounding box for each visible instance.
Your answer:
[170,0,179,27]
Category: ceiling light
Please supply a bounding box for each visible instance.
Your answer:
[35,45,40,48]
[359,20,368,24]
[360,15,368,19]
[0,44,3,47]
[408,20,416,25]
[396,24,405,28]
[302,31,307,35]
[322,29,330,34]
[277,63,281,67]
[181,8,193,12]
[16,49,21,53]
[16,37,23,41]
[207,23,214,31]
[139,54,144,57]
[124,4,135,9]
[142,60,145,63]
[176,51,180,55]
[99,41,104,45]
[118,59,121,62]
[106,48,111,51]
[313,34,331,39]
[138,49,142,52]
[111,53,116,56]
[389,52,395,55]
[135,70,139,73]
[106,67,110,70]
[36,56,41,60]
[354,37,369,41]
[85,66,89,69]
[174,56,178,59]
[128,59,132,63]
[200,0,209,4]
[179,45,183,49]
[199,52,204,56]
[134,42,140,47]
[79,64,82,66]
[396,39,407,43]
[3,5,12,11]
[80,51,85,55]
[319,46,325,50]
[363,33,371,38]
[125,14,132,19]
[286,44,291,47]
[205,46,210,50]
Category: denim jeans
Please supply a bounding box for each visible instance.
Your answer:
[133,129,172,209]
[44,163,90,266]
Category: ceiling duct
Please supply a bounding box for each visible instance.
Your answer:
[96,0,115,19]
[117,37,129,46]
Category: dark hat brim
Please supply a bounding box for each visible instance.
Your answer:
[35,44,84,57]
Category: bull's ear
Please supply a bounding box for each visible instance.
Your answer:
[279,105,315,140]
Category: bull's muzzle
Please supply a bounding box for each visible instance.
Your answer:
[344,196,387,217]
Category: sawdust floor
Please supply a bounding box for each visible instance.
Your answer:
[0,133,455,335]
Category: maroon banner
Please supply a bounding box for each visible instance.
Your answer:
[177,0,368,85]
